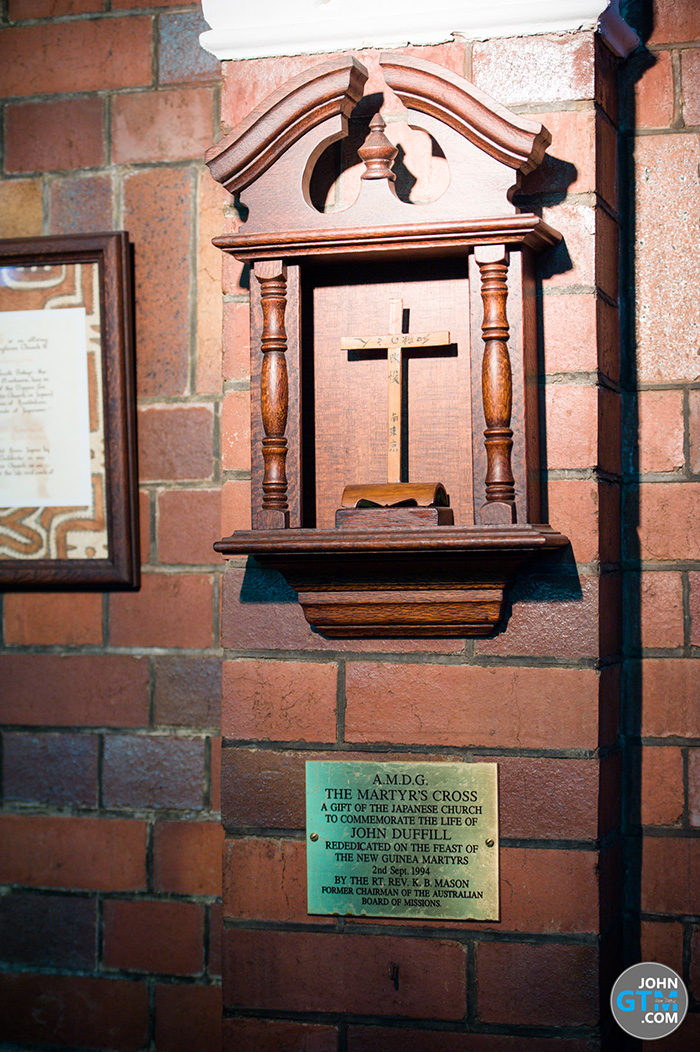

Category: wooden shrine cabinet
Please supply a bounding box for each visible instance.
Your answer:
[209,54,568,637]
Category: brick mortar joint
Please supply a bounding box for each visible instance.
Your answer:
[0,811,222,825]
[137,395,222,406]
[221,649,602,665]
[219,740,602,758]
[632,125,700,137]
[0,644,224,659]
[4,84,217,104]
[541,371,605,385]
[3,9,176,27]
[647,40,700,53]
[219,919,601,947]
[142,481,224,490]
[1,725,219,737]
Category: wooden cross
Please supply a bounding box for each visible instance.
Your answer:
[341,299,450,483]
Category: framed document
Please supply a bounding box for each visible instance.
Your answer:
[0,232,139,589]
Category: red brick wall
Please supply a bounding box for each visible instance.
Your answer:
[218,33,624,1050]
[0,4,226,1050]
[621,0,700,1034]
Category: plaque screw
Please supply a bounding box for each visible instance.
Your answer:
[485,838,495,847]
[310,832,319,842]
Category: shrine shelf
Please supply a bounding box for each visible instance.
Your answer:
[209,53,568,637]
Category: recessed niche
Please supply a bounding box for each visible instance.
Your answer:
[207,53,569,637]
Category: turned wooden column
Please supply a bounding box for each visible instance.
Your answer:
[254,259,290,528]
[475,243,516,524]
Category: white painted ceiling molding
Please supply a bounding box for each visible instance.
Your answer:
[199,0,639,62]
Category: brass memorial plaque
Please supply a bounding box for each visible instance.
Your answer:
[306,761,499,920]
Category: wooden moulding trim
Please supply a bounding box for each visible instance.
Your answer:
[213,213,562,261]
[206,55,368,193]
[380,54,551,175]
[213,526,569,636]
[214,524,569,556]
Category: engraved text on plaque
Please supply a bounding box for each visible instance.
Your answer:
[306,761,499,921]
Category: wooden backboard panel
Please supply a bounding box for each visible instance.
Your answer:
[306,259,473,528]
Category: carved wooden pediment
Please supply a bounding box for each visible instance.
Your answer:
[206,54,557,238]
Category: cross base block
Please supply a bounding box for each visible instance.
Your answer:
[336,506,454,528]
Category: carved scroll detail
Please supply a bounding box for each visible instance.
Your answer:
[475,244,516,524]
[255,260,289,525]
[379,54,551,174]
[206,56,368,194]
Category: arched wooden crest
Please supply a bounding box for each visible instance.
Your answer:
[206,55,368,195]
[379,55,551,174]
[210,54,568,638]
[206,54,559,239]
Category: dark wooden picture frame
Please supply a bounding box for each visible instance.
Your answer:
[0,232,139,590]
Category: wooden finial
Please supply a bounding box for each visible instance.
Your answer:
[358,113,397,181]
